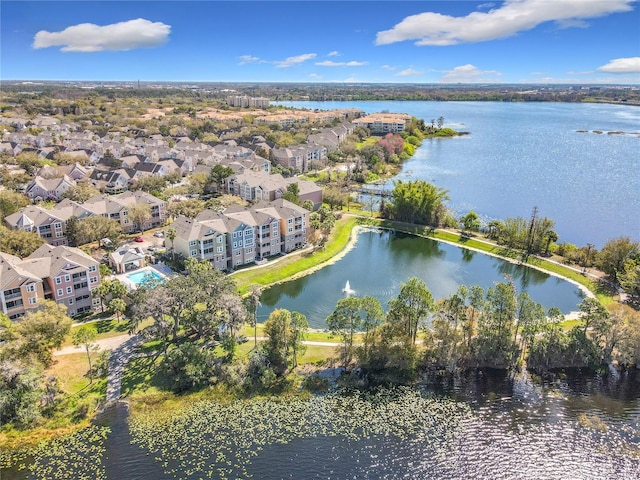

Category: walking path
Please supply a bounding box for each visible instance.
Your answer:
[105,335,142,402]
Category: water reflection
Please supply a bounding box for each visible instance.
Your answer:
[259,230,585,328]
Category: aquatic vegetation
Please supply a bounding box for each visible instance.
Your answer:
[128,387,473,479]
[1,425,109,478]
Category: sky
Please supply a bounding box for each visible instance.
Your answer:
[1,0,639,84]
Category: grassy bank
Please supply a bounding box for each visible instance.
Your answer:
[232,215,359,294]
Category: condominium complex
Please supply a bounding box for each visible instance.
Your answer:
[168,198,309,271]
[0,244,101,319]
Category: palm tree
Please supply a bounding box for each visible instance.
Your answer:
[166,228,177,260]
[544,230,558,256]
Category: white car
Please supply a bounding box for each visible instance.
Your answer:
[153,231,164,238]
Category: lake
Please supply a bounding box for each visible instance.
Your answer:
[258,228,586,329]
[9,370,640,479]
[275,101,640,249]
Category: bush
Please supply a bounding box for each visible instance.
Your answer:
[302,375,329,393]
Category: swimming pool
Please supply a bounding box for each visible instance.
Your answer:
[125,268,164,287]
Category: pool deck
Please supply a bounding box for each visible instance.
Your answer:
[113,263,173,290]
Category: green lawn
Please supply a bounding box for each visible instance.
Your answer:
[232,216,359,294]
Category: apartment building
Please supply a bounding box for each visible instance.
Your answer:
[0,244,100,319]
[351,113,412,134]
[5,191,167,244]
[168,199,308,270]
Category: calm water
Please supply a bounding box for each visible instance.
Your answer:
[276,101,640,248]
[10,371,640,479]
[259,229,585,329]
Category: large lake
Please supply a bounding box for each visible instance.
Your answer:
[258,229,586,329]
[276,101,640,248]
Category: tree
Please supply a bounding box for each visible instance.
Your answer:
[128,203,152,233]
[0,361,42,426]
[387,277,434,345]
[0,225,45,257]
[596,237,639,282]
[0,190,29,221]
[167,198,205,219]
[263,309,291,375]
[283,182,301,205]
[72,325,98,383]
[289,311,308,368]
[323,187,348,211]
[78,215,121,247]
[166,227,177,260]
[387,180,449,226]
[12,301,72,366]
[244,285,262,348]
[108,298,127,323]
[208,164,234,194]
[61,183,100,203]
[460,211,481,234]
[357,296,384,363]
[302,199,314,212]
[326,297,363,368]
[64,215,83,247]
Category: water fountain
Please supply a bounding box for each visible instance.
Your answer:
[342,280,355,295]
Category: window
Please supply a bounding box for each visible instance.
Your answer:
[236,251,241,256]
[191,250,197,256]
[233,242,237,248]
[29,297,37,305]
[64,275,70,282]
[89,265,97,272]
[288,218,293,224]
[54,222,62,229]
[26,284,36,293]
[90,276,97,284]
[55,276,62,285]
[288,227,293,233]
[68,298,74,305]
[217,236,223,243]
[57,288,63,296]
[66,286,72,294]
[217,246,223,253]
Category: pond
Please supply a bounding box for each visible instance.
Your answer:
[258,228,586,329]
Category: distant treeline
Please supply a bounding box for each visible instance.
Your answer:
[2,82,638,105]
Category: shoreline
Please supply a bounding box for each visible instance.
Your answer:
[241,217,594,321]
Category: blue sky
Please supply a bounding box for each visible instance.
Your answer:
[2,1,639,83]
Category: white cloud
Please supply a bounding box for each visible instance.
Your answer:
[381,65,396,71]
[327,51,340,57]
[329,76,358,83]
[316,60,368,67]
[238,55,262,65]
[439,64,501,83]
[33,18,170,52]
[396,68,423,77]
[309,73,323,79]
[274,53,317,68]
[597,57,640,74]
[376,0,634,46]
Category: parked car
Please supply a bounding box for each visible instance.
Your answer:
[134,236,144,243]
[153,231,164,238]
